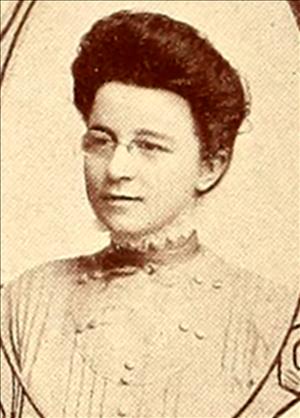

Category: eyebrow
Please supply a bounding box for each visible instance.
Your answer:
[88,125,174,143]
[88,124,117,141]
[134,128,174,143]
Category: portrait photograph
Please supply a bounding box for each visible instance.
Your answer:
[1,1,299,417]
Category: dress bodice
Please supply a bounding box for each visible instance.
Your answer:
[1,244,298,417]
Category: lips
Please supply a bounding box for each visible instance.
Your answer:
[101,194,143,202]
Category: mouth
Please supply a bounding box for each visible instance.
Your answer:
[101,194,143,202]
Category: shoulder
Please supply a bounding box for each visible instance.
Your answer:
[200,245,297,304]
[197,245,298,346]
[197,247,299,394]
[1,257,78,305]
[1,248,108,296]
[0,252,104,330]
[0,252,108,371]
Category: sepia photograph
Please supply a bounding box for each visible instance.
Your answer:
[1,1,299,417]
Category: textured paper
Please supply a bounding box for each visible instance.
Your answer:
[1,1,299,417]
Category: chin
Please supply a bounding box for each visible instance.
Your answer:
[97,214,154,238]
[94,205,178,239]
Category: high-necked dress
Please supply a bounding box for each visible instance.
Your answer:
[1,231,299,417]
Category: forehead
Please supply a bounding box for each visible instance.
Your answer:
[89,82,196,139]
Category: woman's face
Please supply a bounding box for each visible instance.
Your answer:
[84,81,203,239]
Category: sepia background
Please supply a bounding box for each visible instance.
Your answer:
[1,1,299,417]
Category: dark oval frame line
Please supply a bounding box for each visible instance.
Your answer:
[0,0,37,88]
[0,0,24,40]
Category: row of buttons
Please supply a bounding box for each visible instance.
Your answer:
[192,275,223,289]
[178,322,205,340]
[77,269,223,288]
[117,361,136,416]
[74,273,223,335]
[74,270,223,417]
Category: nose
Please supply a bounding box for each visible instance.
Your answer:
[106,144,136,182]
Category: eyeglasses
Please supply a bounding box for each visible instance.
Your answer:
[82,130,174,160]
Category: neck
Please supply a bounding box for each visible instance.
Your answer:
[110,207,197,253]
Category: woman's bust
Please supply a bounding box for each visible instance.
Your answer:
[1,10,299,418]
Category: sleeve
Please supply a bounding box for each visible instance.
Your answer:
[0,279,41,418]
[1,262,62,418]
[1,343,26,418]
[240,276,300,417]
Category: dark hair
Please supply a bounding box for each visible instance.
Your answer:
[72,10,249,161]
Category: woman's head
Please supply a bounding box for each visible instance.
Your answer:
[72,11,249,238]
[72,10,248,163]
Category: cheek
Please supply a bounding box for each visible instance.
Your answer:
[84,160,107,188]
[151,159,199,196]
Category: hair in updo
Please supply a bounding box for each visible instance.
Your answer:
[72,10,249,161]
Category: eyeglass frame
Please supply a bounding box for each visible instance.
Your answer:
[81,128,175,160]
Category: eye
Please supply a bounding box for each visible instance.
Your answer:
[135,139,170,153]
[83,131,114,151]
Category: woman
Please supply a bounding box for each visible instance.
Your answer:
[1,10,299,418]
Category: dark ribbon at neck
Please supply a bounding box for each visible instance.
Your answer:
[101,247,146,271]
[80,230,200,279]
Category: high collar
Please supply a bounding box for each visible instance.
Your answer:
[82,229,200,280]
[81,209,201,278]
[110,207,198,254]
[109,229,200,267]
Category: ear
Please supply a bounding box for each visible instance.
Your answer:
[195,149,230,194]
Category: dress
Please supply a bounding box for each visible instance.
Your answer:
[1,232,299,417]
